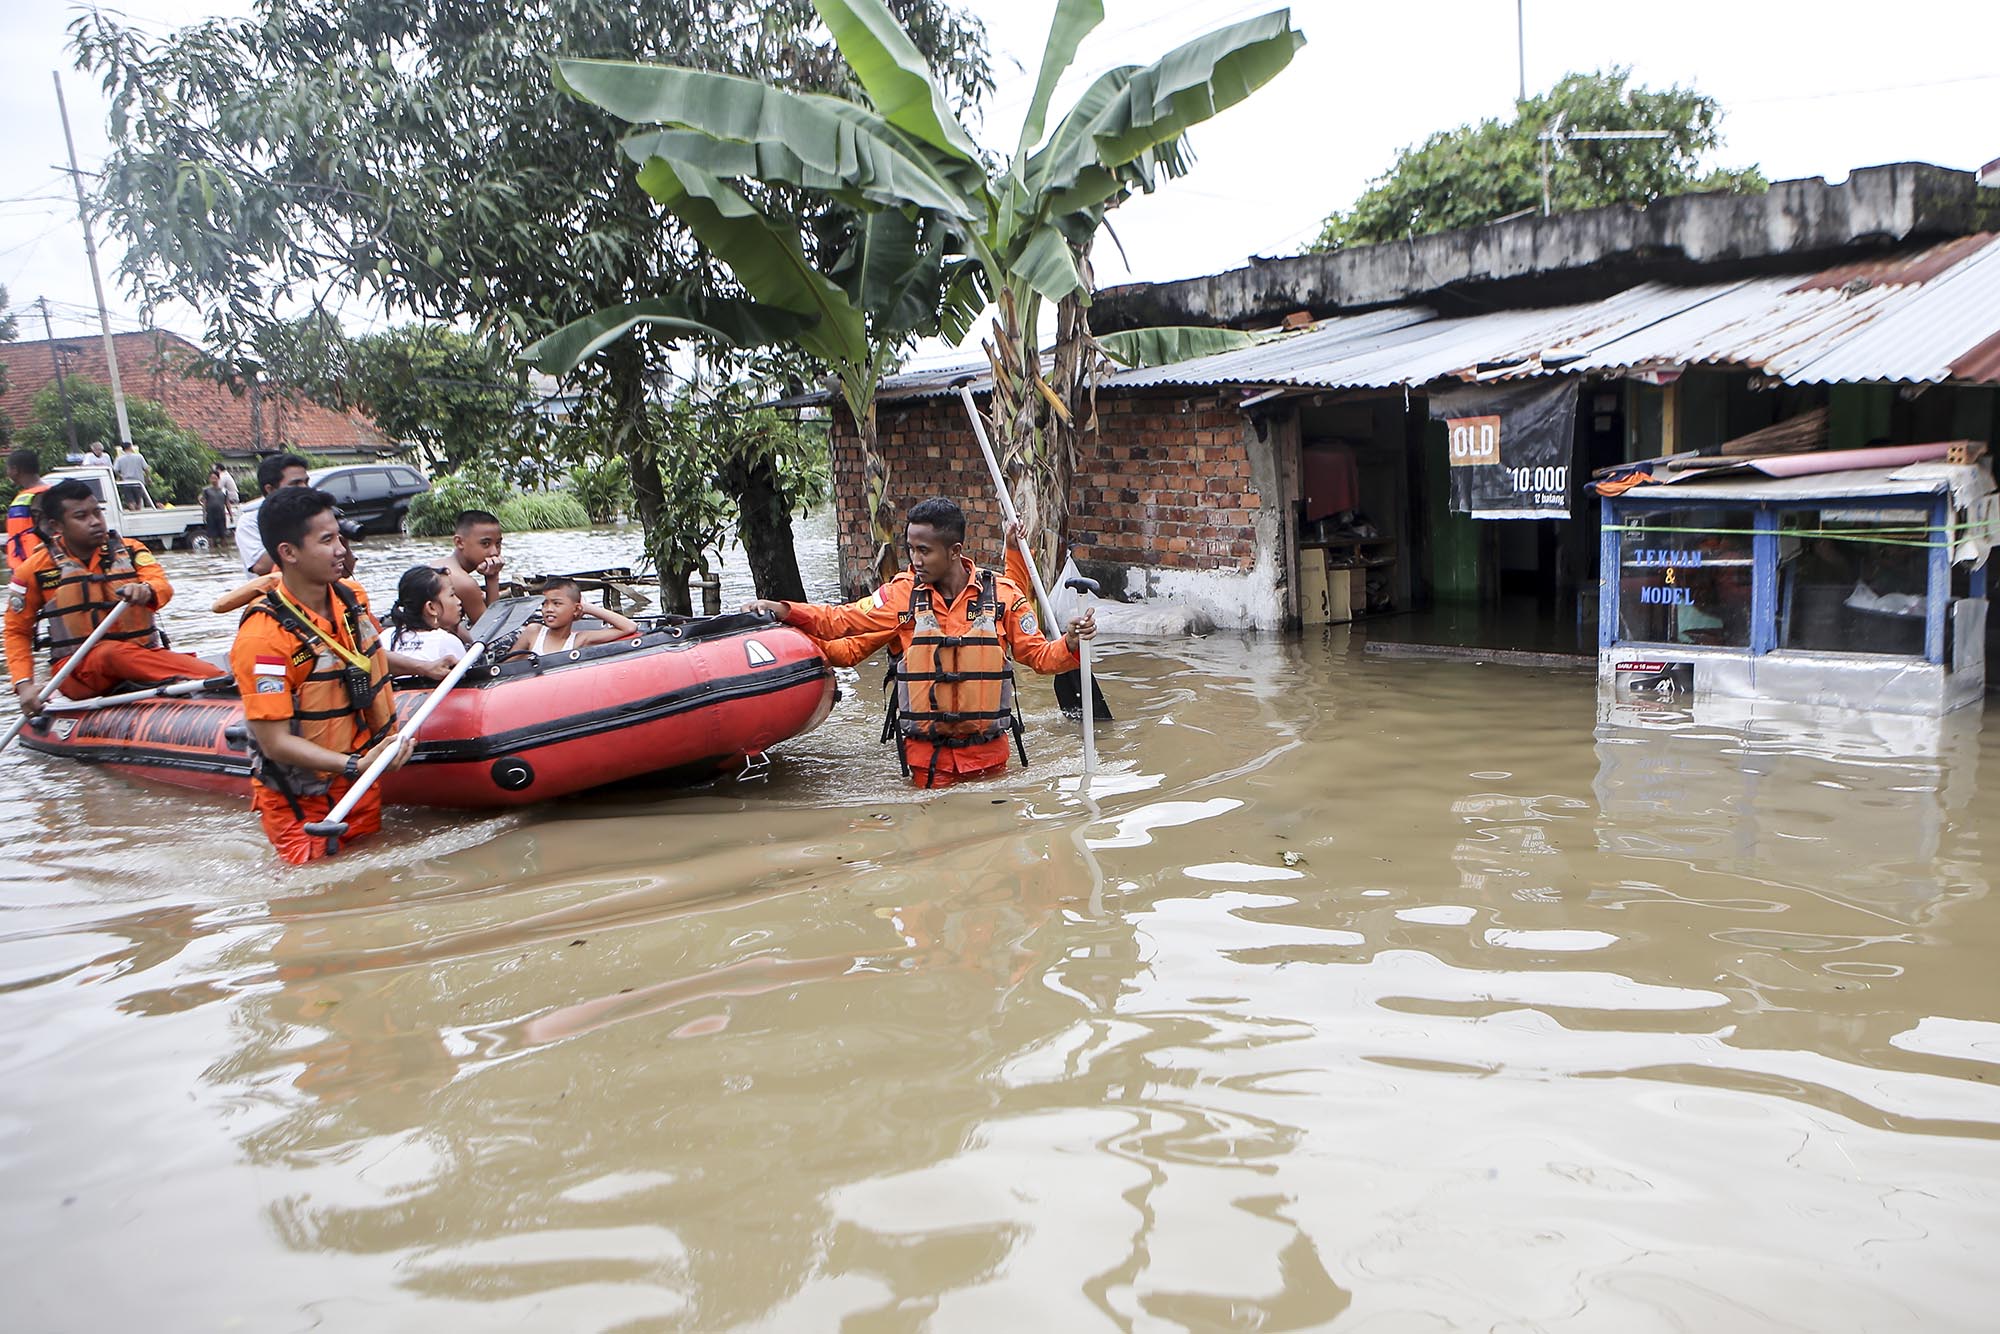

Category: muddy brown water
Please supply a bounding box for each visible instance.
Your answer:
[4,516,1998,1330]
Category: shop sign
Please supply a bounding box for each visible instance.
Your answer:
[1431,379,1579,519]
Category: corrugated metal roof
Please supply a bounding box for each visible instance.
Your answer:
[844,234,2000,406]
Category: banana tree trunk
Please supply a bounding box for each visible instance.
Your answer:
[984,286,1076,591]
[859,397,901,593]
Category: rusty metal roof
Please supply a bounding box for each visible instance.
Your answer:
[1102,233,2000,394]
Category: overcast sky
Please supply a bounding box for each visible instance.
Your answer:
[4,0,1997,349]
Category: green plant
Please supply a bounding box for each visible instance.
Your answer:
[1309,69,1766,251]
[528,0,1295,590]
[405,463,510,537]
[18,376,218,503]
[73,0,989,600]
[497,491,591,531]
[566,455,632,523]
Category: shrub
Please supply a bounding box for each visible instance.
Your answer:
[498,491,591,531]
[567,455,631,524]
[406,463,508,536]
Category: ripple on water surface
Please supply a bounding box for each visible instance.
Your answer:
[2,584,1999,1329]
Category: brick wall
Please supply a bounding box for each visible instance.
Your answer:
[1,331,391,457]
[829,388,1263,597]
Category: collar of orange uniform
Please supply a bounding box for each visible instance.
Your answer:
[270,579,373,673]
[915,555,979,610]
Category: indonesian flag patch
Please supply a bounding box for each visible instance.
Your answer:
[253,654,287,693]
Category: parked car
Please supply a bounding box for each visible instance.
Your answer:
[308,463,430,535]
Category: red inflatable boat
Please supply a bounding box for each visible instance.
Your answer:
[17,603,834,807]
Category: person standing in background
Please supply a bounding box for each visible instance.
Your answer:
[114,442,148,509]
[200,467,231,550]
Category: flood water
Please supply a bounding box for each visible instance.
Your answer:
[4,514,1999,1330]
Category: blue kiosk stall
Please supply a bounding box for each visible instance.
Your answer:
[1597,461,1998,716]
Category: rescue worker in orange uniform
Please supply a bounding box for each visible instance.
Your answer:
[228,486,412,865]
[805,524,1037,668]
[6,479,224,711]
[745,498,1095,787]
[6,446,49,567]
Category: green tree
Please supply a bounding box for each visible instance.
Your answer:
[70,0,989,600]
[19,377,217,503]
[529,0,1291,591]
[1311,69,1765,251]
[252,318,528,475]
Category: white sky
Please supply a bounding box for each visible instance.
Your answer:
[4,0,1997,349]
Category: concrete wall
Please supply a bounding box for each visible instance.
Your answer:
[1095,163,1988,332]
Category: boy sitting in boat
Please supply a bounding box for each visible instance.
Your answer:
[7,479,224,711]
[229,486,411,865]
[524,578,638,655]
[445,509,506,624]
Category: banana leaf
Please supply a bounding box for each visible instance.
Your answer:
[1098,326,1256,369]
[553,60,976,220]
[810,0,980,164]
[519,298,813,375]
[633,159,869,368]
[1027,11,1302,199]
[1015,0,1105,160]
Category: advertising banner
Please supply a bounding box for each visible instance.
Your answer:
[1430,378,1579,519]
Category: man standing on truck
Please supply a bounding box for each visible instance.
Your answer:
[114,442,148,509]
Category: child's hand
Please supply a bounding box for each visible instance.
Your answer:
[478,555,505,579]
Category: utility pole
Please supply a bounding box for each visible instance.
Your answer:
[53,70,133,450]
[1516,0,1526,106]
[35,297,81,457]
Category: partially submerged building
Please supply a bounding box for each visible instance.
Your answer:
[820,163,2000,651]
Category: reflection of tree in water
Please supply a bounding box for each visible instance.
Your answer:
[190,807,1348,1326]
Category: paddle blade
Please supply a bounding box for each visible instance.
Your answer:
[1054,670,1113,720]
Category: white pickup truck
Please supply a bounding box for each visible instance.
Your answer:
[45,465,217,551]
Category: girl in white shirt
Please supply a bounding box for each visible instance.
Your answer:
[388,564,471,677]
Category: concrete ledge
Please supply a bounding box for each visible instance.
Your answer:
[1364,640,1594,670]
[1095,163,1986,332]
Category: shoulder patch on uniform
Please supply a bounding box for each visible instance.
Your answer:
[255,677,285,694]
[132,549,157,566]
[1018,612,1039,637]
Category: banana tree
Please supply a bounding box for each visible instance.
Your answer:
[533,0,1299,583]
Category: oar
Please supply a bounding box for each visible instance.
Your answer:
[302,642,487,853]
[955,382,1113,721]
[1,600,130,753]
[39,673,233,713]
[1064,574,1100,780]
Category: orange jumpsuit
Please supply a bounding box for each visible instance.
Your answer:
[5,535,223,698]
[229,589,396,865]
[778,554,1077,787]
[805,546,1036,668]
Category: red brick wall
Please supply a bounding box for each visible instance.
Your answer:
[829,388,1262,597]
[1,331,390,457]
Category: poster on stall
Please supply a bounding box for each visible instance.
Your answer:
[1430,378,1579,519]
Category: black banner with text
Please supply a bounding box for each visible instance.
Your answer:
[1430,378,1579,519]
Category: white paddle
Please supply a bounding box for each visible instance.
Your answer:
[1,600,131,753]
[302,642,486,851]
